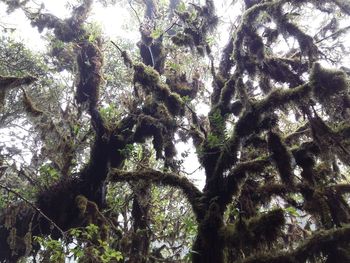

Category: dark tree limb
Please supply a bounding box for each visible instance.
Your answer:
[238,224,350,263]
[108,169,204,219]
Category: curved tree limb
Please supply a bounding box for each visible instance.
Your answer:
[238,224,350,263]
[108,169,204,218]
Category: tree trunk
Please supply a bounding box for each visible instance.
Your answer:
[192,202,225,263]
[128,181,151,263]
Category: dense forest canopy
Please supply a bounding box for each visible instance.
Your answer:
[1,0,350,262]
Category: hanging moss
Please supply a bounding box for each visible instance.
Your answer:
[302,188,333,229]
[164,89,184,116]
[133,62,160,87]
[257,183,288,204]
[171,33,194,47]
[75,195,109,240]
[173,0,218,56]
[133,115,165,159]
[219,76,236,107]
[134,63,184,116]
[248,208,285,245]
[76,40,103,107]
[248,32,265,62]
[255,84,312,113]
[259,75,272,94]
[258,114,278,131]
[22,90,43,117]
[325,191,350,227]
[268,131,294,186]
[235,109,261,137]
[31,0,92,42]
[164,140,177,160]
[222,218,251,249]
[311,63,349,99]
[121,50,133,68]
[260,58,302,86]
[166,71,198,99]
[222,209,285,252]
[75,195,88,216]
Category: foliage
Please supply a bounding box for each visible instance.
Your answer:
[34,224,123,262]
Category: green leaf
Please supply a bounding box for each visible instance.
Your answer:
[177,2,186,12]
[285,206,300,217]
[151,28,162,39]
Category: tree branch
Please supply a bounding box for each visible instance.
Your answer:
[108,169,204,218]
[238,224,350,263]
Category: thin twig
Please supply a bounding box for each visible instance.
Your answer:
[110,40,123,53]
[316,25,350,44]
[128,0,142,24]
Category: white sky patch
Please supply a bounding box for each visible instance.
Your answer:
[0,3,44,51]
[90,3,139,41]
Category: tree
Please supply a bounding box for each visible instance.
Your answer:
[1,0,350,262]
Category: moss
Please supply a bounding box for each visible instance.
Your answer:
[121,50,132,68]
[222,209,285,252]
[229,100,243,116]
[333,122,350,137]
[22,91,43,117]
[133,115,165,159]
[166,71,198,99]
[268,131,294,186]
[235,110,261,137]
[221,218,251,248]
[256,84,312,113]
[75,195,109,240]
[171,33,194,47]
[257,184,288,203]
[219,76,236,107]
[311,62,349,99]
[303,189,333,229]
[133,62,160,86]
[260,58,302,85]
[259,75,272,94]
[155,103,172,121]
[134,65,184,116]
[248,209,285,244]
[164,140,177,159]
[248,33,265,61]
[75,195,88,216]
[293,147,315,167]
[196,45,205,56]
[76,40,103,107]
[165,91,184,116]
[31,0,92,42]
[258,114,278,131]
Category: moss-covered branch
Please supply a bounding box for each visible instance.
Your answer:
[220,157,270,207]
[267,131,294,186]
[108,169,204,218]
[223,209,285,252]
[30,0,92,42]
[238,224,350,263]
